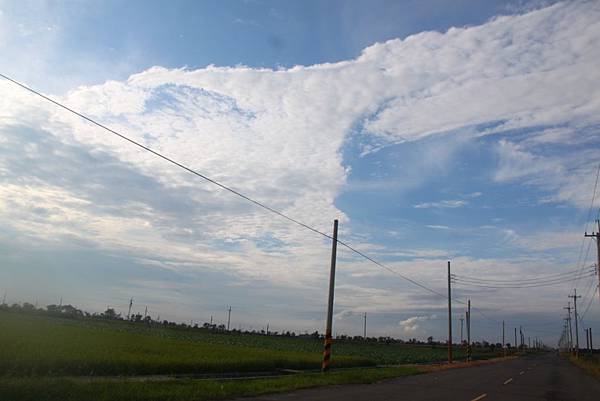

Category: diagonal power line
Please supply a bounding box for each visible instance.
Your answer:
[0,72,451,301]
[574,163,600,289]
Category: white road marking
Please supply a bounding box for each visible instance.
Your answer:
[503,378,514,385]
[471,393,488,401]
[519,371,525,375]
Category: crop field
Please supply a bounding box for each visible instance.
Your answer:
[0,310,499,377]
[0,310,502,400]
[0,311,370,376]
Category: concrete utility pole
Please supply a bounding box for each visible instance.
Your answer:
[460,317,464,344]
[519,326,523,348]
[322,219,339,372]
[144,306,148,319]
[447,261,453,364]
[586,328,590,351]
[363,312,367,340]
[584,220,600,303]
[466,300,471,362]
[127,298,133,320]
[514,328,517,351]
[569,290,581,357]
[590,328,593,352]
[227,306,232,331]
[564,318,572,352]
[564,303,573,354]
[502,321,506,356]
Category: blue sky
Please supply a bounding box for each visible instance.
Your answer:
[1,0,599,345]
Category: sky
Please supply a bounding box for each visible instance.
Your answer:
[1,0,599,346]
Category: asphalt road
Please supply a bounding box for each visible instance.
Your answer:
[239,355,600,401]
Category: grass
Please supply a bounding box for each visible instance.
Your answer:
[0,366,422,401]
[570,354,600,381]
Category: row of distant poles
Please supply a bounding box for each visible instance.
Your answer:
[321,219,472,372]
[125,298,233,331]
[321,219,561,372]
[560,220,600,358]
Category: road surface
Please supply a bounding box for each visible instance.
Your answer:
[238,355,599,400]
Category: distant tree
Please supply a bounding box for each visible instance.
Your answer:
[60,305,83,317]
[102,308,119,320]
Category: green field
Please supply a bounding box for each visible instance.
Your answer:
[0,310,502,400]
[0,310,498,376]
[0,311,372,376]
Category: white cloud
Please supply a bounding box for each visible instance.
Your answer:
[414,192,482,209]
[415,200,468,209]
[398,315,437,335]
[0,1,599,340]
[426,225,451,230]
[494,139,561,182]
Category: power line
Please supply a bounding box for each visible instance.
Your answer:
[574,163,600,289]
[0,73,451,302]
[452,267,593,284]
[452,272,596,289]
[580,285,599,321]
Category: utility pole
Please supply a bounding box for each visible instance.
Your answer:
[447,261,453,364]
[564,303,573,354]
[590,328,593,352]
[466,299,471,362]
[127,298,133,320]
[227,306,232,331]
[569,290,581,357]
[210,315,213,325]
[564,318,572,352]
[363,312,367,340]
[322,219,338,372]
[59,297,63,308]
[460,317,464,344]
[586,328,590,351]
[519,326,523,348]
[514,328,517,352]
[144,306,148,319]
[528,337,531,349]
[502,321,506,356]
[584,220,600,303]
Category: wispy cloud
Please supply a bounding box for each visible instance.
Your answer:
[425,225,451,230]
[414,200,467,209]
